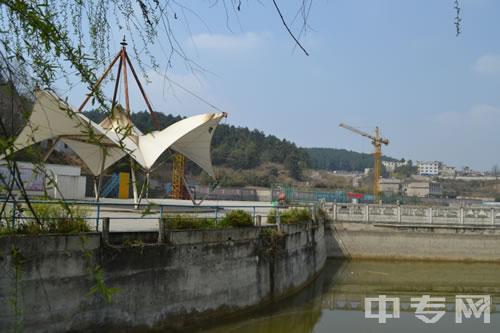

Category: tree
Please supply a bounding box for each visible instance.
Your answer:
[0,1,313,94]
[393,160,418,179]
[0,0,314,224]
[0,0,464,222]
[285,153,303,180]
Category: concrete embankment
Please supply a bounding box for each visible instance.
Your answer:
[326,221,500,261]
[0,222,326,332]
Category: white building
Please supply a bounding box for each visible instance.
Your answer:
[440,165,456,177]
[417,161,440,176]
[0,161,86,199]
[382,160,408,172]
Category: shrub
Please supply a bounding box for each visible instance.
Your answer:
[2,203,90,235]
[166,215,219,230]
[267,209,277,224]
[220,209,253,227]
[166,210,254,229]
[267,208,312,225]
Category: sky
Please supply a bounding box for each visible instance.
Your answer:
[60,0,500,171]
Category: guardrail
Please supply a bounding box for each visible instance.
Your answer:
[329,203,500,226]
[0,199,317,232]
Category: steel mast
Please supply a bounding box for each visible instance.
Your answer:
[339,123,389,202]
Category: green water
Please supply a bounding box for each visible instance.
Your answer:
[196,259,500,333]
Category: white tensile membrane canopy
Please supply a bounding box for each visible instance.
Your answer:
[134,113,226,177]
[11,90,126,176]
[90,99,227,178]
[9,89,227,180]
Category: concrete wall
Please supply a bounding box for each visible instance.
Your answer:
[50,175,87,200]
[0,222,326,332]
[325,221,500,261]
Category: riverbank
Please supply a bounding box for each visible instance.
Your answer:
[0,222,326,332]
[326,221,500,261]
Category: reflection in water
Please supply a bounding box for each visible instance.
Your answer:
[197,260,500,333]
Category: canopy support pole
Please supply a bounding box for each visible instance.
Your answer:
[124,52,160,129]
[119,39,140,208]
[95,147,107,202]
[77,51,121,113]
[93,177,99,201]
[136,170,149,205]
[146,172,150,199]
[42,137,60,162]
[130,159,139,208]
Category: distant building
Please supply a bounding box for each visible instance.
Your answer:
[440,165,456,177]
[380,178,401,193]
[0,161,86,199]
[417,161,440,176]
[382,160,408,172]
[404,181,442,197]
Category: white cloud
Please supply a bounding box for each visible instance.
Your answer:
[426,104,500,169]
[187,32,266,52]
[473,54,500,75]
[434,104,500,127]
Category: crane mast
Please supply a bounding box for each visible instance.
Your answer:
[171,153,186,199]
[339,123,389,202]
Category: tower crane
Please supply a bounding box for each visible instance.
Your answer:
[339,123,389,202]
[171,153,186,199]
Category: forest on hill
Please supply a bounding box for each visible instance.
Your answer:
[304,147,398,172]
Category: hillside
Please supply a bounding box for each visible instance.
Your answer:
[304,147,398,172]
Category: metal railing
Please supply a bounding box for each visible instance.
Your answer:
[0,199,318,232]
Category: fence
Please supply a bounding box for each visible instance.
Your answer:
[0,199,319,232]
[192,186,258,201]
[330,203,500,226]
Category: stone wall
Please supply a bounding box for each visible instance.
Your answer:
[326,221,500,261]
[0,222,326,332]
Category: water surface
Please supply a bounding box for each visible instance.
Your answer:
[197,259,500,333]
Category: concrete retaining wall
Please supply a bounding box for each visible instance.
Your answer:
[326,221,500,261]
[0,223,326,332]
